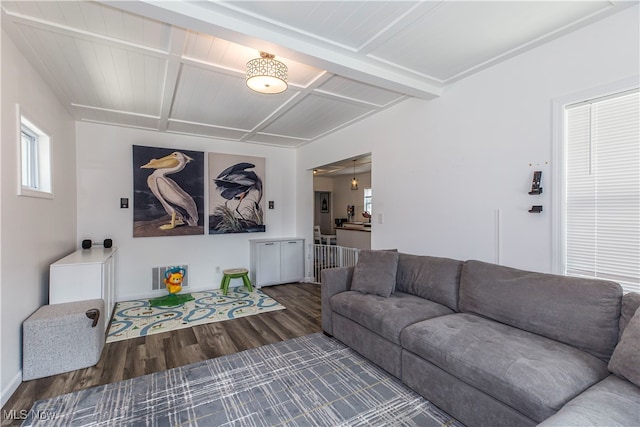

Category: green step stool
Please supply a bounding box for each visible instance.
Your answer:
[221,268,253,295]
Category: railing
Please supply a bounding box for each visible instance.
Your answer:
[311,244,360,283]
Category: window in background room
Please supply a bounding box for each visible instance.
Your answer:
[364,188,372,214]
[18,111,52,198]
[564,89,639,294]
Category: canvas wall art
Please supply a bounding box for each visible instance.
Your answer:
[320,192,330,213]
[208,153,265,234]
[133,145,205,237]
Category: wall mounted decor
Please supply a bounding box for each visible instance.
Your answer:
[132,145,205,237]
[208,153,266,234]
[528,171,543,195]
[320,192,330,213]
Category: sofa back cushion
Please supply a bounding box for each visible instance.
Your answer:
[351,250,399,297]
[459,260,622,361]
[620,292,640,339]
[395,253,462,311]
[608,308,640,387]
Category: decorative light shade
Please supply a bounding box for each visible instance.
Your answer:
[246,52,288,94]
[351,160,358,190]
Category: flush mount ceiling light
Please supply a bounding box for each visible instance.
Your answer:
[351,160,358,190]
[246,51,288,94]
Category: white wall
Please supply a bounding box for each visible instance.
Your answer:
[1,30,77,404]
[297,5,640,274]
[76,123,298,301]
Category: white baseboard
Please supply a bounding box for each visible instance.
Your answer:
[1,369,22,407]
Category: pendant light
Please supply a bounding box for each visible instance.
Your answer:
[246,52,288,94]
[351,160,358,190]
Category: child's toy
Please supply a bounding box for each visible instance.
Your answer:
[165,269,185,294]
[149,267,194,307]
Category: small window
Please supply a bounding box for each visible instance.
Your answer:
[21,124,39,189]
[18,110,52,198]
[364,188,372,214]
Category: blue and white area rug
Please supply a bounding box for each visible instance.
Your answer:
[106,286,285,343]
[23,333,463,427]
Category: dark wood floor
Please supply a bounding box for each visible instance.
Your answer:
[1,283,321,426]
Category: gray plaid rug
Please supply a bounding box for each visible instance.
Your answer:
[23,333,463,426]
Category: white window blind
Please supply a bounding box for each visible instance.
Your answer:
[565,89,639,294]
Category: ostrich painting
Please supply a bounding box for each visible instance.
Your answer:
[209,154,265,234]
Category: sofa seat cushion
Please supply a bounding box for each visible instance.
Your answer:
[330,291,453,345]
[537,375,640,427]
[401,313,609,422]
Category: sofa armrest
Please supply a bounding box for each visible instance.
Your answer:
[321,266,354,335]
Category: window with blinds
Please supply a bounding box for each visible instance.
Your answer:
[565,89,639,294]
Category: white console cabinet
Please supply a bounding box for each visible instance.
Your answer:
[49,247,117,330]
[250,238,304,288]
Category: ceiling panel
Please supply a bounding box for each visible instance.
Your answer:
[171,64,299,130]
[369,1,612,81]
[218,1,419,50]
[15,23,165,115]
[74,107,161,130]
[2,0,630,148]
[3,0,172,51]
[183,31,258,73]
[316,76,405,107]
[261,95,374,139]
[245,133,308,148]
[183,31,325,88]
[166,121,249,141]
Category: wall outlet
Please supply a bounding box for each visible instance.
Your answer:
[378,213,384,224]
[216,266,221,273]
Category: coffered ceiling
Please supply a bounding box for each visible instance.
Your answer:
[2,1,632,148]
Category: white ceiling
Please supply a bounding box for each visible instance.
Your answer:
[314,154,372,177]
[2,1,632,148]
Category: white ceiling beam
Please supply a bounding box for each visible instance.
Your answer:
[158,27,187,132]
[102,1,443,100]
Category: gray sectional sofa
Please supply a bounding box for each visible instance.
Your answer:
[321,250,640,427]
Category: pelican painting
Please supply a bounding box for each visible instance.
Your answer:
[133,146,204,237]
[208,153,265,234]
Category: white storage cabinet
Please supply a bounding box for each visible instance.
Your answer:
[49,247,117,330]
[250,238,304,288]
